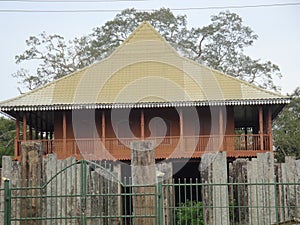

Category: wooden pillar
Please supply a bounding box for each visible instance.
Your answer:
[179,108,183,137]
[219,107,224,135]
[141,109,145,140]
[15,115,20,158]
[101,111,106,142]
[16,116,20,142]
[259,107,264,150]
[267,108,273,151]
[244,127,248,150]
[62,111,67,153]
[179,108,184,151]
[23,113,27,141]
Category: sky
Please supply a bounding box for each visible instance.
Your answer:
[0,0,299,102]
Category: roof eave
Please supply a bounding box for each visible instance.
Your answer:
[0,98,290,112]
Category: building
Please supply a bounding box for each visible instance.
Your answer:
[0,22,289,163]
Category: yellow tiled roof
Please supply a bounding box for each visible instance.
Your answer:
[0,22,289,111]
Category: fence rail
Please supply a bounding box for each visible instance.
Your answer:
[1,178,299,225]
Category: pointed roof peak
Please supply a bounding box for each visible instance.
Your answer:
[121,21,166,45]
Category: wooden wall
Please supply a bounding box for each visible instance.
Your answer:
[53,106,235,140]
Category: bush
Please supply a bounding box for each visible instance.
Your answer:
[175,200,204,225]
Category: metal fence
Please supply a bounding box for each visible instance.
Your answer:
[164,180,300,225]
[0,161,299,225]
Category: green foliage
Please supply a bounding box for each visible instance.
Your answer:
[13,32,94,90]
[175,200,204,225]
[273,87,300,162]
[0,117,15,167]
[175,199,239,224]
[13,8,282,91]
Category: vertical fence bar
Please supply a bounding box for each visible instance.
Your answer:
[172,179,176,225]
[4,179,11,225]
[273,180,279,225]
[80,160,87,225]
[156,174,164,225]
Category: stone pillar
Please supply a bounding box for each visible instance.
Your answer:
[88,161,122,225]
[278,156,300,222]
[20,141,42,225]
[99,162,121,225]
[228,159,249,224]
[62,111,67,157]
[23,114,27,141]
[131,140,156,225]
[2,156,21,185]
[1,156,21,225]
[43,154,58,225]
[156,162,173,225]
[199,152,229,225]
[247,152,276,225]
[113,163,122,225]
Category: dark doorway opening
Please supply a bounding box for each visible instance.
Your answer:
[172,159,202,205]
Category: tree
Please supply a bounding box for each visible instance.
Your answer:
[273,87,300,162]
[13,8,281,91]
[0,117,15,167]
[13,33,94,90]
[194,11,281,91]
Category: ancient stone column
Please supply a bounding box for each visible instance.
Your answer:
[228,158,249,224]
[247,152,276,225]
[199,152,230,225]
[131,140,156,225]
[1,156,21,225]
[156,162,173,225]
[278,156,300,222]
[20,141,42,225]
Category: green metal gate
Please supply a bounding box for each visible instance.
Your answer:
[2,159,163,225]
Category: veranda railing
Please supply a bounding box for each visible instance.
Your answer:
[15,134,271,160]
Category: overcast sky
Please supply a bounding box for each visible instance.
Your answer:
[0,0,299,102]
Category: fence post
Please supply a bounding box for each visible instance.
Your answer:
[80,160,87,225]
[4,179,11,225]
[274,178,279,225]
[156,173,164,225]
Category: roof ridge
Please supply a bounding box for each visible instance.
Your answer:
[180,55,287,99]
